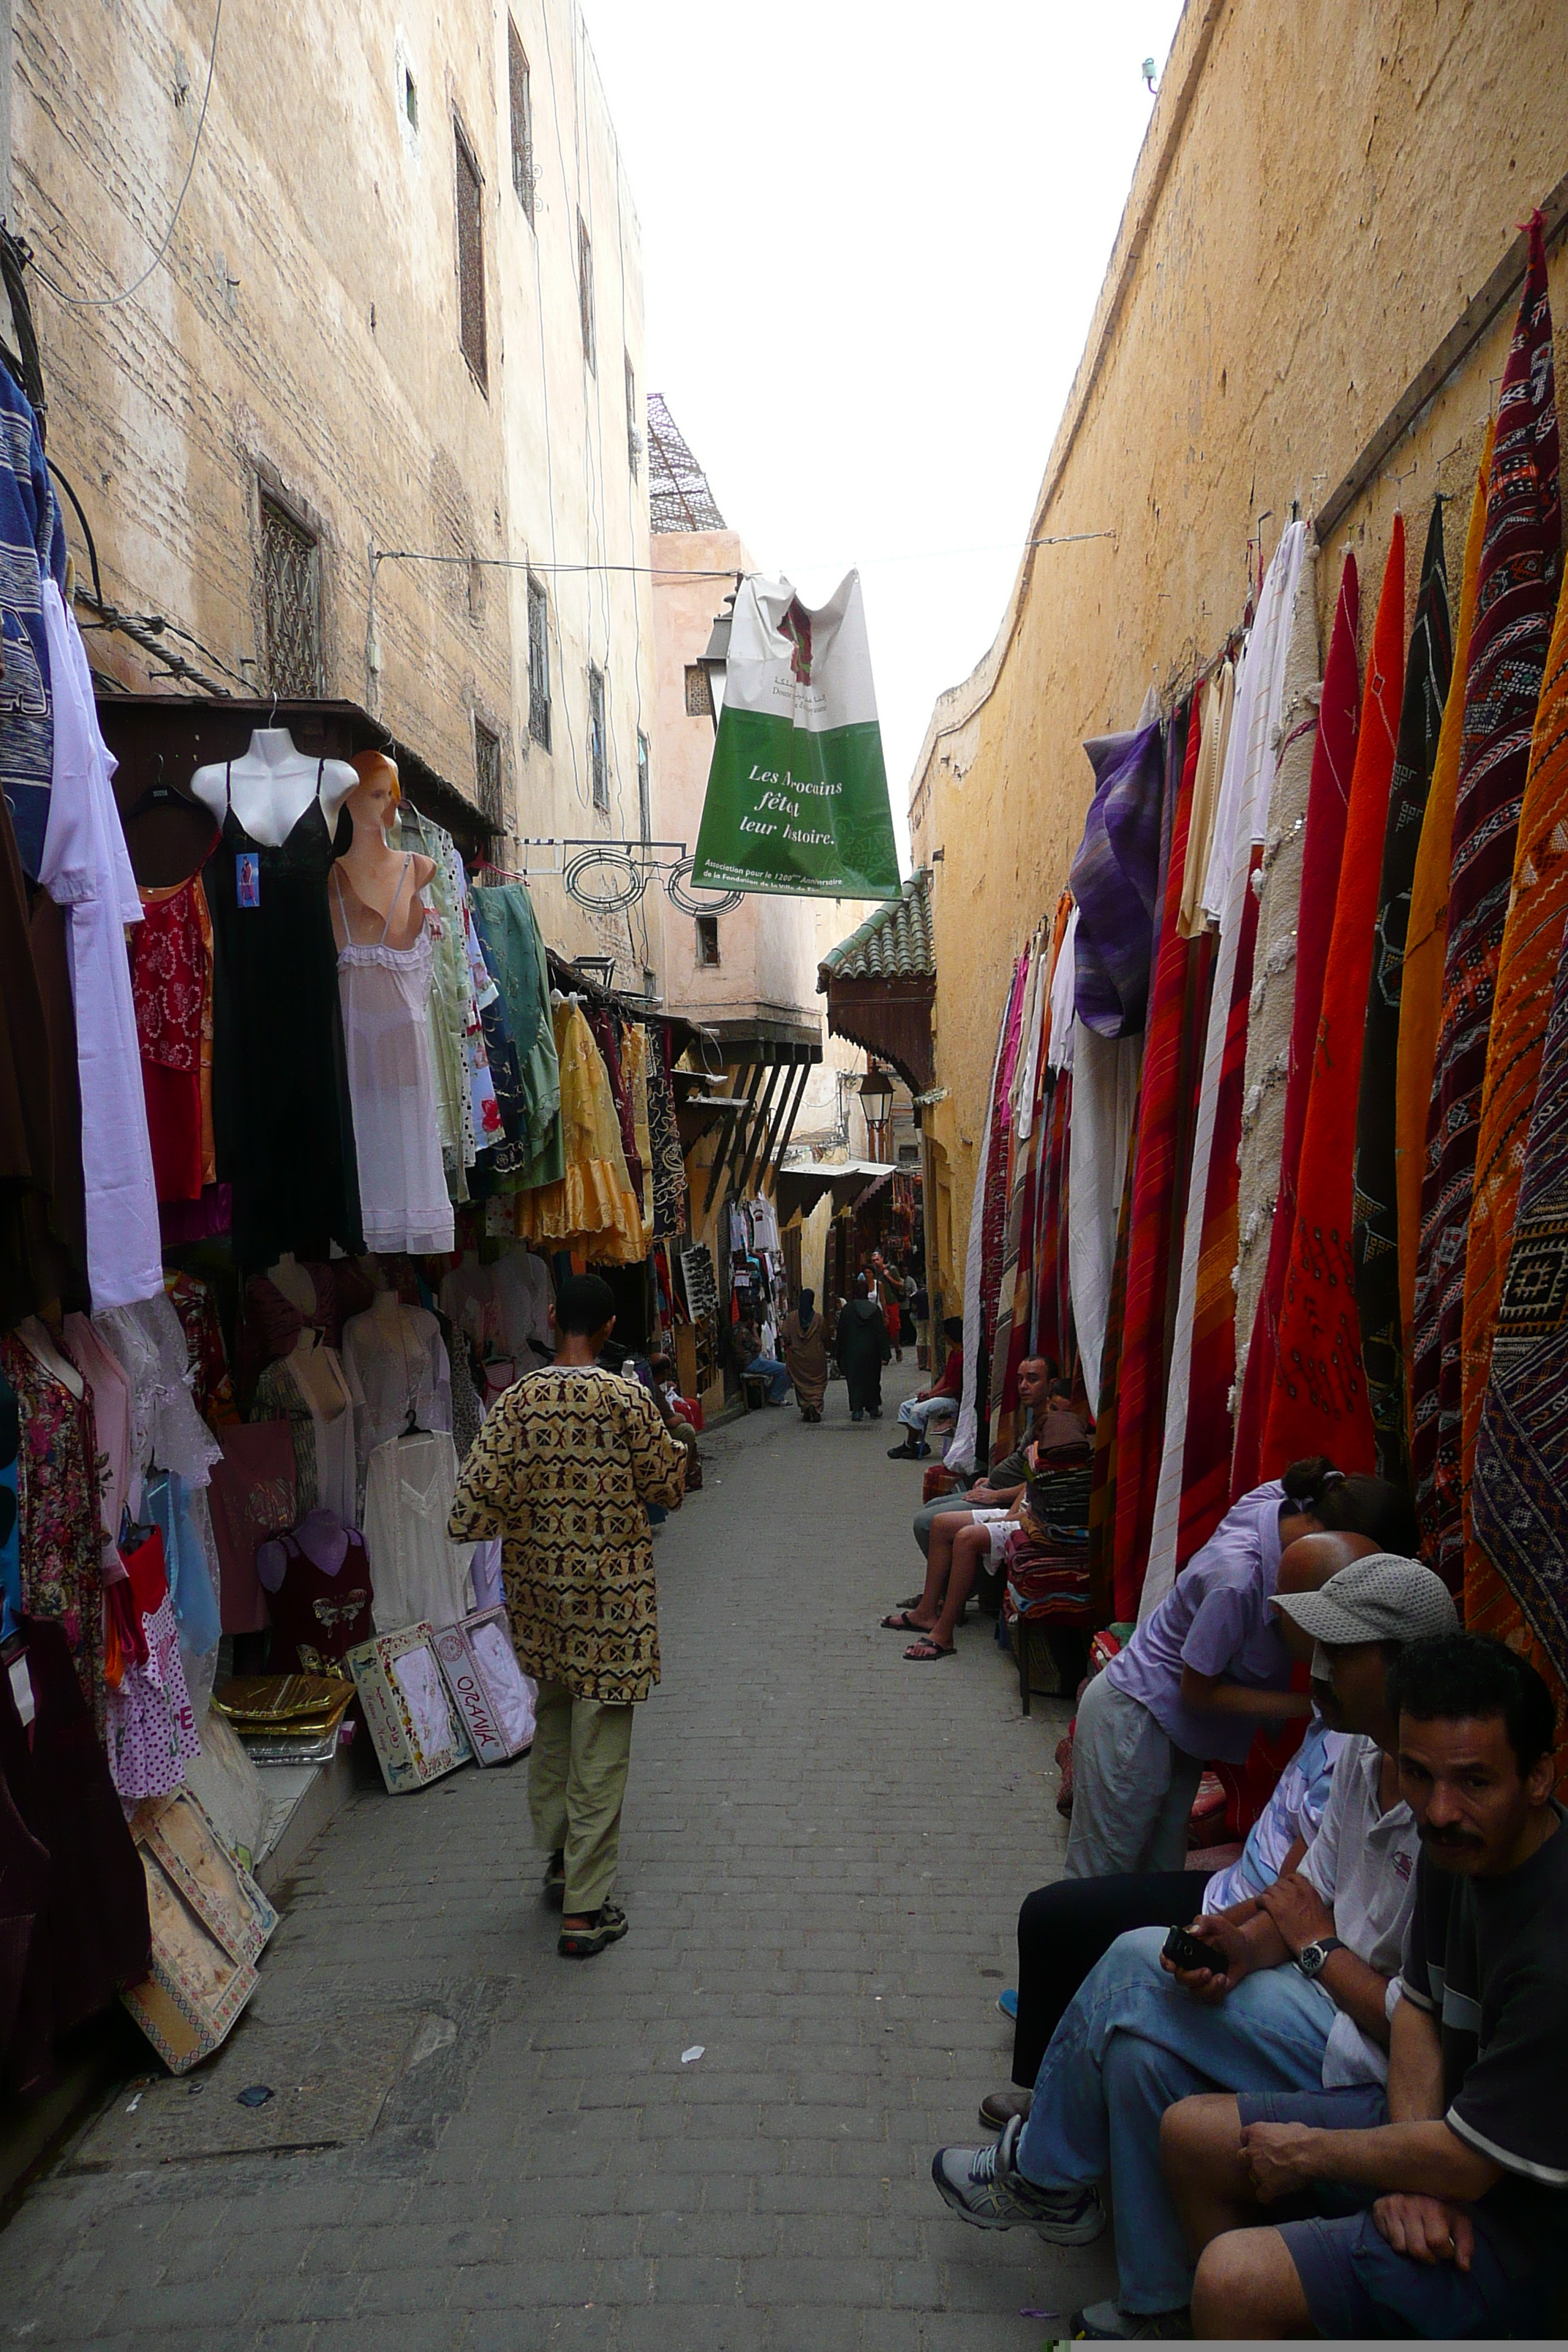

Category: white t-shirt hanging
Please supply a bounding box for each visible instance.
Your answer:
[363,1428,473,1632]
[38,582,162,1310]
[342,1302,453,1488]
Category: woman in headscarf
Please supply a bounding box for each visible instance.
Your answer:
[778,1289,829,1423]
[837,1273,892,1422]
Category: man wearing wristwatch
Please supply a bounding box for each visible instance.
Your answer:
[930,1553,1458,2340]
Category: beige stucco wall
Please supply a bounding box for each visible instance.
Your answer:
[909,0,1568,1310]
[19,0,652,972]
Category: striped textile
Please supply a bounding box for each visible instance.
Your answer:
[1232,555,1360,1495]
[1352,501,1452,1483]
[1235,546,1324,1381]
[1263,521,1406,1478]
[1471,908,1568,1747]
[1413,216,1561,1583]
[1112,692,1205,1605]
[1396,434,1494,1403]
[976,955,1030,1446]
[1463,553,1568,1618]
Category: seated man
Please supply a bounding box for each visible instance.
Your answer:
[1166,1632,1567,2342]
[982,1531,1377,2129]
[906,1353,1055,1565]
[887,1315,966,1459]
[734,1313,789,1406]
[928,1555,1458,2340]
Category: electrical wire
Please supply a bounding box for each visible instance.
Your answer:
[45,0,224,310]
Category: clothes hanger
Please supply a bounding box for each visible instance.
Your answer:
[126,752,203,821]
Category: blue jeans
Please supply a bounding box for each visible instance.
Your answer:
[897,1394,957,1438]
[1014,1926,1339,2314]
[745,1354,791,1404]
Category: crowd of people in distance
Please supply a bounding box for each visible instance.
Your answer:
[885,1392,1568,2339]
[731,1248,927,1429]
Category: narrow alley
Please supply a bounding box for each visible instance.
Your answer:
[0,1368,1115,2350]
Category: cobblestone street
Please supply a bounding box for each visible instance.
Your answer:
[0,1365,1116,2348]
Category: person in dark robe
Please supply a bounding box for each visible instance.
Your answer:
[779,1289,829,1422]
[837,1275,892,1422]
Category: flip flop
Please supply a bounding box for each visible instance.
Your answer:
[881,1610,928,1632]
[904,1637,957,1662]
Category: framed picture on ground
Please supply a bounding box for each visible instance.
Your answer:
[346,1624,470,1793]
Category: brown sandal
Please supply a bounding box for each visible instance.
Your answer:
[904,1637,956,1662]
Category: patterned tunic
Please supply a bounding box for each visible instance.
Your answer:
[447,1365,687,1703]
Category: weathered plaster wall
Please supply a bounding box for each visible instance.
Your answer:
[18,0,652,969]
[910,0,1568,1307]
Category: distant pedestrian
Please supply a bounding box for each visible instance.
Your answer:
[448,1273,692,1959]
[779,1289,829,1422]
[872,1253,905,1362]
[838,1273,892,1422]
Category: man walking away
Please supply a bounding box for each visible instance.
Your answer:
[448,1273,690,1959]
[837,1273,892,1421]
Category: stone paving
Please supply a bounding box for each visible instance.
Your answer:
[0,1361,1118,2348]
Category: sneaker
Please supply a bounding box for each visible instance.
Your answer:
[979,2086,1033,2131]
[1070,2302,1191,2340]
[887,1440,921,1459]
[930,2114,1106,2243]
[557,1899,629,1959]
[541,1849,566,1910]
[997,1986,1019,2019]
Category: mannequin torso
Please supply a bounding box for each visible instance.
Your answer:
[191,728,358,850]
[331,757,434,952]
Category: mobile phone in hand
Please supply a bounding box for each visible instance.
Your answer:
[1162,1922,1221,1975]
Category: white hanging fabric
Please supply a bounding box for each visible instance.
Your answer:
[1066,1022,1141,1420]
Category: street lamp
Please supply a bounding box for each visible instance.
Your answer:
[699,582,739,735]
[859,1063,894,1157]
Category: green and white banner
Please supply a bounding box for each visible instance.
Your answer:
[692,570,902,900]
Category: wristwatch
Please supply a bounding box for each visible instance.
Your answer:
[1295,1936,1347,1979]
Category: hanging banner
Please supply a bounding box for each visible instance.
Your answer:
[692,570,902,900]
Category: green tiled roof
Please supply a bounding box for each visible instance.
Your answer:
[818,870,933,985]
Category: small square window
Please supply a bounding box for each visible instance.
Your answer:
[508,20,534,224]
[695,914,720,968]
[474,718,503,831]
[455,124,487,389]
[685,663,712,719]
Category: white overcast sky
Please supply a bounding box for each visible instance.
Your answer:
[581,0,1187,853]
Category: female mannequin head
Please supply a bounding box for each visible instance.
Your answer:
[347,750,401,842]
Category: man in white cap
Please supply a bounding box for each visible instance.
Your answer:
[929,1554,1458,2340]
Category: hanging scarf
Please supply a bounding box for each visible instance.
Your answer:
[1396,433,1493,1398]
[1263,519,1406,1478]
[1464,556,1568,1616]
[1112,693,1204,1607]
[945,976,1019,1471]
[1351,502,1452,1482]
[1069,720,1166,1037]
[1471,908,1568,1752]
[1232,554,1360,1495]
[1088,1107,1138,1624]
[1414,215,1561,1583]
[1235,547,1323,1382]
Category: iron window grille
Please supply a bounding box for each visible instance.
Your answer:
[507,20,534,223]
[684,663,712,719]
[636,730,651,843]
[259,492,322,698]
[527,573,551,750]
[577,213,595,374]
[588,665,608,810]
[455,124,487,389]
[474,718,503,832]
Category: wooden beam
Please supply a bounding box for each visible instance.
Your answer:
[758,1058,812,1196]
[702,1061,763,1213]
[734,1062,787,1201]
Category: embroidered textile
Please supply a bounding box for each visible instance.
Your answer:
[1464,551,1568,1624]
[1414,219,1561,1582]
[0,362,58,883]
[1264,522,1406,1478]
[1069,720,1166,1037]
[1352,502,1452,1482]
[646,1027,688,1238]
[1235,546,1323,1374]
[0,1333,105,1730]
[1396,439,1493,1400]
[1113,693,1203,1609]
[447,1365,688,1703]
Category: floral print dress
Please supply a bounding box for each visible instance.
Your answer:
[0,1332,106,1732]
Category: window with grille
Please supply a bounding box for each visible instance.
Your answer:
[455,125,487,388]
[258,492,321,697]
[475,718,503,831]
[577,213,595,374]
[588,666,608,810]
[508,20,534,223]
[527,573,551,750]
[636,730,651,843]
[696,914,720,968]
[625,350,639,478]
[684,663,712,719]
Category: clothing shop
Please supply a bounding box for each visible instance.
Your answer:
[932,208,1568,1840]
[0,338,710,2116]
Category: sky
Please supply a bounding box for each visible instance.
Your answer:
[581,0,1187,846]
